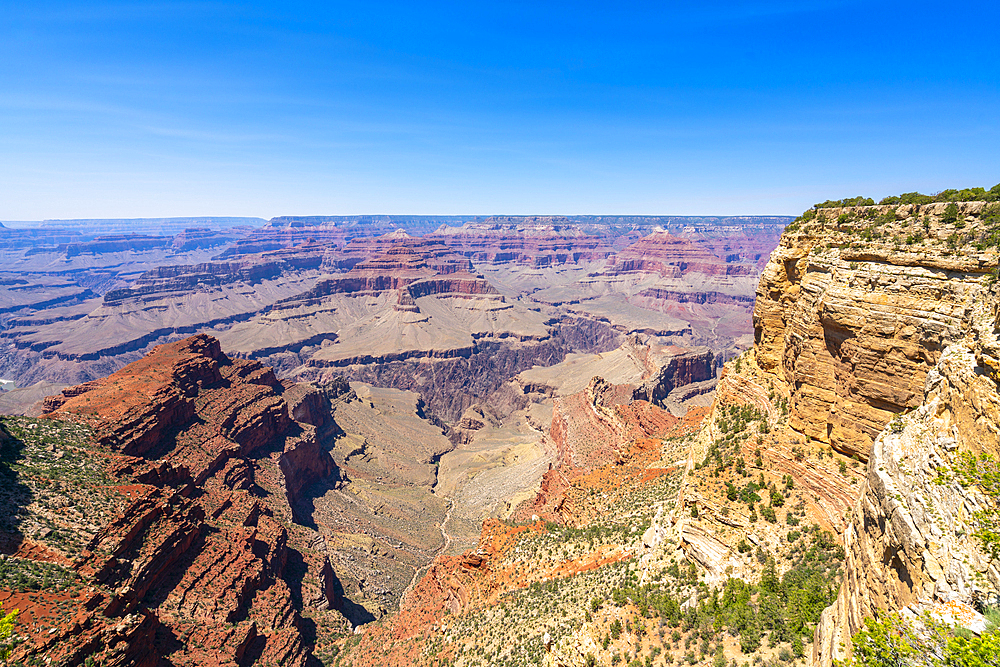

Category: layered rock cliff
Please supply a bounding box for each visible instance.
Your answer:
[3,334,345,666]
[813,283,1000,665]
[753,201,996,459]
[425,219,615,267]
[658,198,1000,664]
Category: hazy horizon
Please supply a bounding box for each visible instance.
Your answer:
[0,212,796,227]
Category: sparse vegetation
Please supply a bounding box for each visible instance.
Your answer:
[0,416,120,555]
[936,452,1000,561]
[848,610,1000,667]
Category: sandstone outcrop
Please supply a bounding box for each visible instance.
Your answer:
[753,201,997,460]
[4,334,343,666]
[813,304,1000,665]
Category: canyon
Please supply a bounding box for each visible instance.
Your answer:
[0,215,783,421]
[0,213,783,665]
[3,199,996,667]
[327,199,1000,667]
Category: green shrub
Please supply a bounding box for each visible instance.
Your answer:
[0,605,18,661]
[849,611,1000,667]
[942,202,960,224]
[937,452,1000,560]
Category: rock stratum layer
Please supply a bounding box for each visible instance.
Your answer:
[813,291,1000,665]
[0,217,785,408]
[1,334,345,666]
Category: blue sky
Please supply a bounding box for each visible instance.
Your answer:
[1,1,998,219]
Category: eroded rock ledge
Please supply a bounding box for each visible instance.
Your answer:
[8,334,344,666]
[813,304,1000,665]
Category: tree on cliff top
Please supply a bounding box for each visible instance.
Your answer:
[813,184,1000,209]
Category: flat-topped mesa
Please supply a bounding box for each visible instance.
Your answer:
[103,246,325,305]
[425,220,615,267]
[287,239,499,302]
[351,238,473,276]
[631,346,716,405]
[604,229,752,278]
[752,199,999,460]
[58,234,174,257]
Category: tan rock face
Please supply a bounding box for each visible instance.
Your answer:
[814,338,1000,666]
[753,202,997,459]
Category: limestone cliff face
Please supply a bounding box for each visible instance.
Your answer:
[753,201,996,459]
[738,199,1000,665]
[813,293,1000,665]
[668,200,1000,665]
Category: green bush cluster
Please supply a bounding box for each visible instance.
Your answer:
[607,529,843,658]
[815,197,876,208]
[813,185,1000,209]
[880,185,1000,205]
[972,203,1000,252]
[849,609,1000,667]
[0,557,81,593]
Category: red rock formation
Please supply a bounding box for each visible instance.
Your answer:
[7,334,341,666]
[686,225,784,272]
[425,220,615,267]
[605,230,751,278]
[511,375,695,526]
[284,238,499,303]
